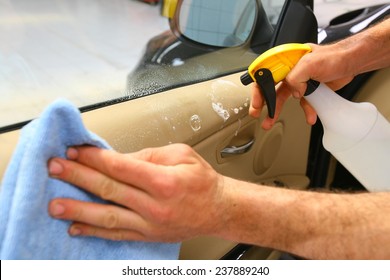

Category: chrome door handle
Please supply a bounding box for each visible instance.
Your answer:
[220,139,255,158]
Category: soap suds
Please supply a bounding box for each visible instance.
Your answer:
[212,102,230,122]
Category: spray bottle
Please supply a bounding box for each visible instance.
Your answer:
[240,43,390,192]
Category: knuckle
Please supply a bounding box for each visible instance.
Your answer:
[110,230,124,241]
[137,148,154,159]
[80,226,97,237]
[105,155,126,175]
[71,206,84,221]
[88,226,98,236]
[152,171,181,199]
[99,177,117,201]
[103,211,119,229]
[150,205,173,225]
[65,166,82,185]
[158,178,177,199]
[175,143,193,157]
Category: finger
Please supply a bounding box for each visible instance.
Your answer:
[300,98,317,125]
[48,198,148,234]
[68,223,148,241]
[285,50,318,98]
[261,82,291,130]
[249,83,264,118]
[65,146,174,196]
[326,76,354,91]
[48,157,153,212]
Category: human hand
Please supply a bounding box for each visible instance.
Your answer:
[47,144,226,242]
[249,81,317,130]
[249,43,355,130]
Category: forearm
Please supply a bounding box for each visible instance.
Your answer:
[341,17,390,75]
[217,176,390,259]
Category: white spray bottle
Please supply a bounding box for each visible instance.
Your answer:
[240,43,390,192]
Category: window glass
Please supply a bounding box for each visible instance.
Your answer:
[0,0,168,129]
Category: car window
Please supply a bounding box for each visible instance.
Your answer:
[0,0,285,130]
[261,0,285,25]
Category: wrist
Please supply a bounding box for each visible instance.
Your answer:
[210,175,234,237]
[210,177,274,246]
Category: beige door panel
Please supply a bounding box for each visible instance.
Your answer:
[353,67,390,119]
[0,71,311,259]
[0,130,20,180]
[83,73,252,152]
[194,107,310,188]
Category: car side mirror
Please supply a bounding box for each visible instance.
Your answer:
[172,0,258,48]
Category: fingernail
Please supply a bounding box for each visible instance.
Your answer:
[48,159,63,175]
[50,202,65,216]
[69,225,81,236]
[66,147,78,160]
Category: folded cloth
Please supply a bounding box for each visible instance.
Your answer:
[0,99,181,260]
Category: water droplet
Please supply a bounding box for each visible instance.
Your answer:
[235,119,242,136]
[190,115,202,131]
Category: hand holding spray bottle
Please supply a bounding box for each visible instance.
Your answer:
[241,43,390,192]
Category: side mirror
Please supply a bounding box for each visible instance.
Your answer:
[173,0,258,48]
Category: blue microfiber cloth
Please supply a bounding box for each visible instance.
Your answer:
[0,99,181,260]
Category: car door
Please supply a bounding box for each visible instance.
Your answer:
[0,0,316,259]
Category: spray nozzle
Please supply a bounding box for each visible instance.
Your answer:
[240,43,316,118]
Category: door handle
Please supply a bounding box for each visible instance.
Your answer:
[220,139,255,158]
